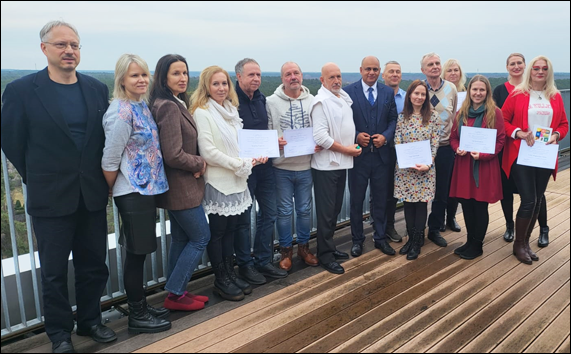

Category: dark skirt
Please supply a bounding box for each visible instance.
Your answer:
[114,193,158,255]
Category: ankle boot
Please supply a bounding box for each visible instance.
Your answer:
[514,217,532,265]
[503,221,515,242]
[538,226,549,248]
[399,226,415,255]
[459,233,484,260]
[525,212,540,261]
[213,262,245,301]
[297,243,319,266]
[279,246,293,271]
[407,229,423,260]
[224,256,252,295]
[454,235,472,256]
[128,298,171,334]
[143,297,170,319]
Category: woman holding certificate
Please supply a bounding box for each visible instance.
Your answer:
[501,55,568,265]
[192,66,265,301]
[394,80,440,260]
[449,75,505,260]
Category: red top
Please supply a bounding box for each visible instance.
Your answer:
[501,91,569,180]
[449,107,505,203]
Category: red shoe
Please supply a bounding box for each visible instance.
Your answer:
[164,293,205,311]
[184,292,209,303]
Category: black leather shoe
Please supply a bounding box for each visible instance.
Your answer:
[76,323,117,343]
[52,340,75,353]
[333,250,349,260]
[439,225,446,232]
[374,239,396,255]
[351,243,363,257]
[538,226,549,247]
[428,230,448,247]
[239,265,266,285]
[447,217,461,232]
[320,261,345,274]
[503,222,515,242]
[256,263,288,279]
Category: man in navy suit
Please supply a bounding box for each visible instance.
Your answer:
[343,56,398,257]
[1,20,115,353]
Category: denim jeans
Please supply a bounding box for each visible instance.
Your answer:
[274,168,313,248]
[165,205,211,295]
[235,166,277,267]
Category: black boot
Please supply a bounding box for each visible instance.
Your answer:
[128,298,171,334]
[399,226,415,255]
[213,262,245,301]
[503,221,515,242]
[459,233,484,260]
[224,256,252,295]
[407,229,424,260]
[538,226,549,248]
[454,235,472,256]
[143,297,170,320]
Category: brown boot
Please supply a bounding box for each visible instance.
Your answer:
[279,247,293,271]
[297,243,319,267]
[514,217,532,265]
[525,212,540,261]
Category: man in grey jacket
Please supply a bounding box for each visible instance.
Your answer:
[266,62,320,271]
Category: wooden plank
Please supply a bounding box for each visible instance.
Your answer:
[428,262,570,353]
[556,336,571,353]
[525,304,570,353]
[492,282,571,353]
[351,243,570,353]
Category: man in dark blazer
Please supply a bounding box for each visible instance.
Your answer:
[343,56,398,258]
[1,21,115,353]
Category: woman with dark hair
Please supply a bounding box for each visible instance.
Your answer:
[502,55,568,265]
[149,54,211,310]
[449,75,505,260]
[394,80,440,260]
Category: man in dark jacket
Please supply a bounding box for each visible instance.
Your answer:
[1,20,115,353]
[233,58,287,285]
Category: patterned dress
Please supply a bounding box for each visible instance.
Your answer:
[394,111,440,202]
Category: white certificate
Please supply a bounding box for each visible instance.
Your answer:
[459,126,497,154]
[517,142,559,169]
[283,128,316,158]
[395,140,433,169]
[456,92,467,112]
[238,129,280,158]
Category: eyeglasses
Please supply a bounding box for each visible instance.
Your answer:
[43,41,82,50]
[532,66,548,72]
[364,67,380,73]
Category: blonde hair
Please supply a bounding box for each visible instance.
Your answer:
[513,55,558,100]
[112,54,151,101]
[441,59,466,92]
[190,66,239,114]
[456,75,497,129]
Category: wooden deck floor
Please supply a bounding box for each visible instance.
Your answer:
[133,168,570,353]
[3,169,569,353]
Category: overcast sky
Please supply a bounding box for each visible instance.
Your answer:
[2,1,570,74]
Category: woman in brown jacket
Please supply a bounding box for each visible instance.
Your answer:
[149,54,210,311]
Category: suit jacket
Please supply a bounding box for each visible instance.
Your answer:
[343,79,397,164]
[151,98,205,211]
[1,67,109,217]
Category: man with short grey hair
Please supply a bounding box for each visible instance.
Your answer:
[1,20,115,353]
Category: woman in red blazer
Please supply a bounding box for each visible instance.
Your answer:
[449,75,505,260]
[501,55,569,265]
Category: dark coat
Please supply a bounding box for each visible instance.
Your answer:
[1,67,109,217]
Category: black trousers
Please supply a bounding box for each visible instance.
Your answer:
[313,169,346,264]
[511,164,552,219]
[459,199,489,241]
[32,196,108,343]
[428,145,456,232]
[207,213,239,268]
[386,147,399,228]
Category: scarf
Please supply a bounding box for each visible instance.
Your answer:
[458,105,486,188]
[206,98,243,157]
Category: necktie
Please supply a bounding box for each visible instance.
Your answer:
[368,87,374,106]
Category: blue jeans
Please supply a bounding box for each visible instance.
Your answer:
[274,168,313,248]
[165,205,211,295]
[235,166,277,267]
